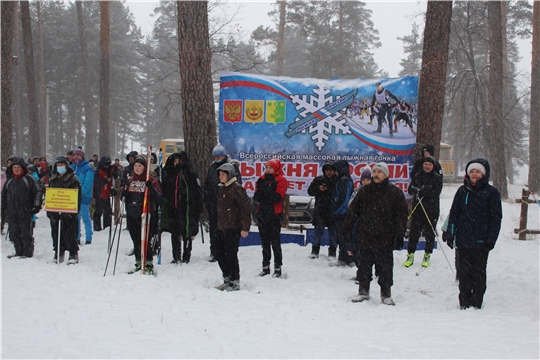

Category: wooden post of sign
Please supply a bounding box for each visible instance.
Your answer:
[519,189,529,240]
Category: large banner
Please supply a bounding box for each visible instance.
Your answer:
[218,71,418,196]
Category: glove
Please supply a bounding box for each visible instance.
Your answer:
[394,236,404,250]
[31,207,40,214]
[111,188,117,197]
[485,241,495,251]
[146,180,153,189]
[442,232,454,249]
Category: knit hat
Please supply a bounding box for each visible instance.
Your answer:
[54,156,68,167]
[134,155,147,167]
[322,160,336,172]
[73,148,85,158]
[467,162,486,176]
[372,162,389,178]
[423,156,436,165]
[212,144,227,157]
[360,166,372,180]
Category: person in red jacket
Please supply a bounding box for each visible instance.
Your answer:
[253,158,288,278]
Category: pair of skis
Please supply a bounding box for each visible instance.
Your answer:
[141,145,153,275]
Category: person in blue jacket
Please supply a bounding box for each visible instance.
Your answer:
[71,148,94,245]
[332,160,354,266]
[443,159,502,310]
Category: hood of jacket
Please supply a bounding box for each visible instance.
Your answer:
[334,160,350,178]
[125,151,138,162]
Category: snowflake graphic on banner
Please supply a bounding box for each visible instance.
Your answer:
[288,86,353,150]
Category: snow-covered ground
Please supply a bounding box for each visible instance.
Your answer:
[2,183,539,359]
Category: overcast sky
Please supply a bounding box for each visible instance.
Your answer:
[126,0,532,81]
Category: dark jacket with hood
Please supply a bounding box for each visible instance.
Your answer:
[1,158,42,219]
[408,160,443,217]
[47,158,82,220]
[203,155,242,220]
[307,160,337,227]
[446,159,502,250]
[93,156,114,200]
[122,151,138,186]
[161,151,202,238]
[332,160,354,221]
[343,177,408,251]
[216,163,251,231]
[253,158,287,220]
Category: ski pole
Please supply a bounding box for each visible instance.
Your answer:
[200,219,205,244]
[107,193,114,253]
[112,202,124,276]
[416,197,454,274]
[4,223,9,242]
[57,215,62,265]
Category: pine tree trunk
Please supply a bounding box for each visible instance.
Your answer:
[13,5,22,155]
[177,0,217,180]
[416,1,452,161]
[277,1,286,76]
[99,1,110,157]
[1,1,16,165]
[488,1,508,199]
[528,1,540,193]
[77,1,97,155]
[20,0,40,157]
[37,2,45,155]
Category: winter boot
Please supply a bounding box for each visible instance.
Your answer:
[309,246,320,259]
[328,247,337,261]
[421,253,431,268]
[133,261,142,273]
[182,239,192,264]
[381,287,395,306]
[53,251,65,264]
[352,281,370,303]
[272,267,282,278]
[258,266,270,277]
[402,253,415,267]
[227,280,240,291]
[215,277,231,291]
[67,252,79,265]
[145,263,154,275]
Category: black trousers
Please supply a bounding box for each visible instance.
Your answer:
[457,248,489,308]
[94,198,112,231]
[10,215,34,257]
[50,215,79,255]
[208,210,218,257]
[357,249,394,289]
[408,210,438,254]
[127,216,153,264]
[258,216,283,268]
[215,228,241,281]
[336,217,354,264]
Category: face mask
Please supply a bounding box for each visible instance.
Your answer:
[57,166,67,174]
[73,158,81,164]
[214,159,224,164]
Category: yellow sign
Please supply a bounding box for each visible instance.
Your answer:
[45,188,79,214]
[244,100,264,124]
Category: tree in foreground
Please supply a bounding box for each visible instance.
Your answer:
[529,1,540,192]
[415,1,452,162]
[177,1,217,179]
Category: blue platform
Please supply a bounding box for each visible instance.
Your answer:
[240,228,437,249]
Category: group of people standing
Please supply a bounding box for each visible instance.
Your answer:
[1,142,502,308]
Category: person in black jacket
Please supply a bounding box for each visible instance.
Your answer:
[161,151,202,264]
[307,160,338,259]
[1,157,42,258]
[253,158,288,278]
[122,155,162,274]
[47,156,82,264]
[93,156,114,231]
[403,156,443,268]
[343,162,408,305]
[443,159,502,309]
[332,160,354,266]
[203,144,242,262]
[121,151,138,187]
